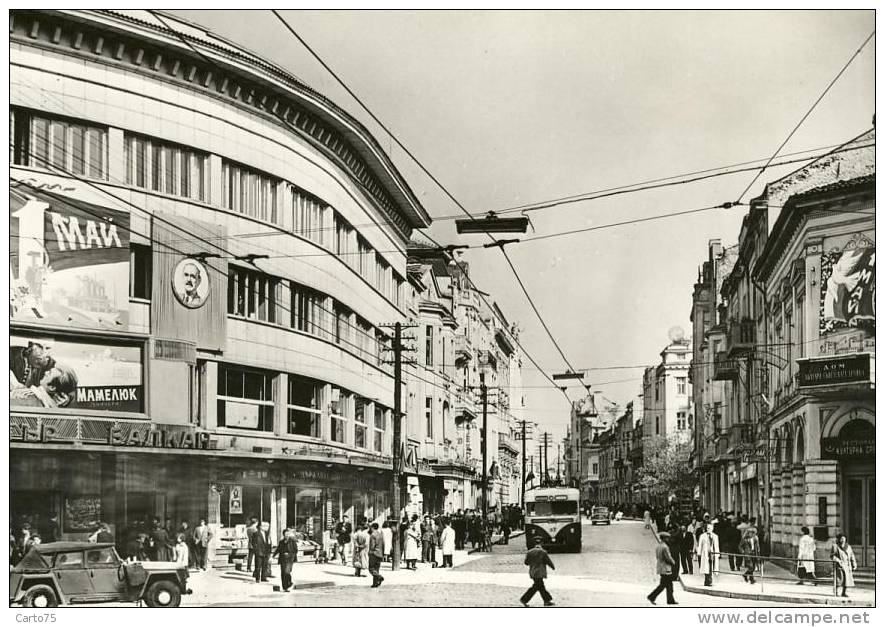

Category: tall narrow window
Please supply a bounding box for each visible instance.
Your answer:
[222,160,280,225]
[124,133,208,201]
[354,397,368,449]
[373,406,386,454]
[425,325,434,366]
[425,397,434,439]
[129,243,152,300]
[676,377,687,395]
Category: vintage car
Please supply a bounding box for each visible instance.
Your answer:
[10,542,190,608]
[590,506,611,525]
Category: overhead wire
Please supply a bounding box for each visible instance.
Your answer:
[734,29,875,204]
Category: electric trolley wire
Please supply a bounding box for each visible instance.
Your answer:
[734,29,875,204]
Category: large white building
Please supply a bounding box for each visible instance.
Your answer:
[10,9,433,553]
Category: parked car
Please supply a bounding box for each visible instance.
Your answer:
[591,506,611,525]
[10,542,191,608]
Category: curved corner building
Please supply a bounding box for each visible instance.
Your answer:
[9,9,431,555]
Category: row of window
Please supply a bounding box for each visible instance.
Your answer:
[226,265,389,368]
[216,366,388,453]
[11,108,406,309]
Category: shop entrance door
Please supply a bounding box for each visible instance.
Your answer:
[843,463,875,567]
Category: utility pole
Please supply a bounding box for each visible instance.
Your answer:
[542,433,549,486]
[520,420,527,509]
[380,321,416,572]
[480,371,488,529]
[391,321,403,571]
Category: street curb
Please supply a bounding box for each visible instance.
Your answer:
[677,582,868,606]
[467,530,525,555]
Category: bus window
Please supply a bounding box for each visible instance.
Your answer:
[527,501,578,516]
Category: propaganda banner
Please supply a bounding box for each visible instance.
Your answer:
[819,245,875,334]
[10,185,130,331]
[11,333,144,413]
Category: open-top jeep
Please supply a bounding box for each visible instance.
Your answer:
[10,542,190,608]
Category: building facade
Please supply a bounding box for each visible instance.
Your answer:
[9,9,485,559]
[752,132,874,570]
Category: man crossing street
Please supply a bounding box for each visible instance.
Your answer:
[520,538,555,607]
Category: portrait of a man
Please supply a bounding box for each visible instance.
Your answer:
[172,258,210,309]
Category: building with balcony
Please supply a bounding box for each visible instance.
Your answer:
[9,9,435,552]
[753,130,874,569]
[690,240,740,513]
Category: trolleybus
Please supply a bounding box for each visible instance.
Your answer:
[524,487,582,552]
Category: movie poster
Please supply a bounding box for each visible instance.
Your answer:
[10,334,144,413]
[819,245,875,334]
[9,185,130,331]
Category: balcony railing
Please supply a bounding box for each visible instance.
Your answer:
[727,318,756,355]
[713,351,740,381]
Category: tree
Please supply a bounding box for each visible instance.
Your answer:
[637,435,696,499]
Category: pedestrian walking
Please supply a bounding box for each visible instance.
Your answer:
[404,516,421,570]
[647,531,678,605]
[440,519,455,568]
[697,523,720,587]
[192,518,213,571]
[381,521,393,563]
[368,523,385,588]
[178,520,196,569]
[830,534,856,598]
[335,515,353,567]
[739,527,760,584]
[519,538,555,607]
[501,518,511,545]
[352,522,369,577]
[643,509,652,530]
[251,521,271,583]
[272,528,298,592]
[796,527,817,585]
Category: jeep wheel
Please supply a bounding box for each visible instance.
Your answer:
[144,580,181,608]
[23,585,59,608]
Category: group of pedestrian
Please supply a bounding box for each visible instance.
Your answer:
[118,517,212,571]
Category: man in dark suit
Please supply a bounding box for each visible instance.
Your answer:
[272,528,298,592]
[647,531,678,605]
[251,522,270,582]
[368,522,385,588]
[245,517,258,572]
[335,515,353,566]
[520,538,555,607]
[192,518,213,571]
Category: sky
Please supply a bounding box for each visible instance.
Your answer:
[172,9,875,446]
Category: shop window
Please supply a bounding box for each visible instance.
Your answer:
[216,366,274,432]
[287,375,321,438]
[373,406,386,454]
[124,132,208,202]
[11,107,107,179]
[129,243,152,300]
[222,160,280,225]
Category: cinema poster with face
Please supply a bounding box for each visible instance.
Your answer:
[819,244,875,335]
[10,185,130,331]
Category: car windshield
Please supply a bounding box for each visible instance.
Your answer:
[593,507,609,514]
[527,501,578,516]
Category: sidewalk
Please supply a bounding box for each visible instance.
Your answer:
[182,545,493,605]
[678,557,874,606]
